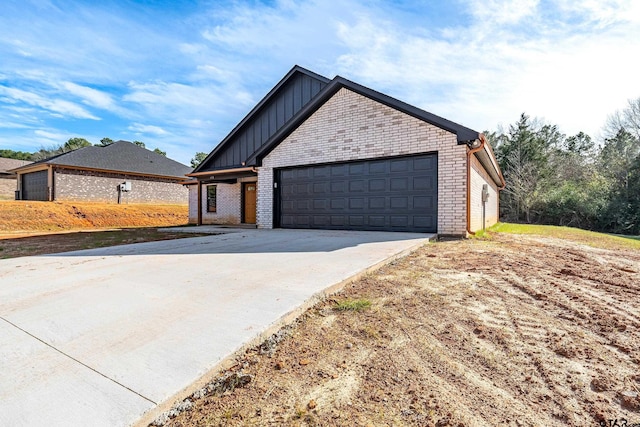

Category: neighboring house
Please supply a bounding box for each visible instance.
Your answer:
[0,157,32,199]
[189,66,505,236]
[11,141,191,204]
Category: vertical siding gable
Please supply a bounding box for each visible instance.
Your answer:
[209,72,328,170]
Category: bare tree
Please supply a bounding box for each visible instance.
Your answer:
[605,97,640,140]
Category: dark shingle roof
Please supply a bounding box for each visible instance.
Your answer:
[18,141,191,178]
[197,65,482,175]
[0,157,32,174]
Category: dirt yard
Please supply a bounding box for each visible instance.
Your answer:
[158,232,640,427]
[0,201,188,236]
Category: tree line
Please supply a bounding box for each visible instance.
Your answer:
[490,98,640,235]
[1,137,166,162]
[3,100,638,235]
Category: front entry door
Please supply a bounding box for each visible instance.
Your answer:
[243,182,257,224]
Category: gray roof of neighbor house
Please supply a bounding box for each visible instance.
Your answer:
[11,141,192,178]
[193,65,482,175]
[0,157,32,175]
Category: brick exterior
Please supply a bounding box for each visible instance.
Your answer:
[469,155,499,232]
[257,88,468,235]
[0,176,17,199]
[188,177,257,224]
[54,168,188,204]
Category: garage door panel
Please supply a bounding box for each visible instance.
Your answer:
[349,164,365,175]
[413,196,434,209]
[331,215,346,226]
[369,197,386,209]
[331,181,346,193]
[349,198,365,209]
[390,197,408,209]
[349,216,365,226]
[390,216,409,227]
[368,179,386,192]
[277,153,437,232]
[390,177,408,191]
[413,176,434,191]
[349,180,365,192]
[390,159,410,172]
[369,216,386,227]
[368,161,387,174]
[330,199,345,209]
[331,164,347,176]
[414,157,436,170]
[313,199,326,209]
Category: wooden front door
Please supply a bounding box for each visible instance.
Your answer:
[243,182,257,224]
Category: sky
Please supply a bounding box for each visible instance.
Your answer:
[1,0,639,165]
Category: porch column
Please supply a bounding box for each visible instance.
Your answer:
[197,180,202,226]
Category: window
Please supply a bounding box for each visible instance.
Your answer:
[207,185,217,212]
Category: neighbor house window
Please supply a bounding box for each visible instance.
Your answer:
[207,185,217,212]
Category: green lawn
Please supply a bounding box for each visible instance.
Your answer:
[489,222,640,250]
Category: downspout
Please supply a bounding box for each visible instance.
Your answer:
[466,135,486,236]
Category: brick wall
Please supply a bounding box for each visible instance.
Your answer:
[469,155,499,232]
[0,176,17,199]
[187,177,257,224]
[258,87,468,235]
[54,168,188,204]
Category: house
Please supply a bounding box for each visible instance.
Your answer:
[11,141,191,204]
[0,157,32,199]
[189,66,505,236]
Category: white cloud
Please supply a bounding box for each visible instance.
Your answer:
[467,0,540,24]
[332,0,640,139]
[34,129,69,141]
[128,123,168,136]
[60,82,115,110]
[0,86,99,120]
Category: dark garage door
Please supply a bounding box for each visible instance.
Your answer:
[22,170,48,201]
[276,153,437,232]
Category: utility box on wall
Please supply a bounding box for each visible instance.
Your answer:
[119,181,131,192]
[481,184,489,202]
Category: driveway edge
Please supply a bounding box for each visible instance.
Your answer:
[133,236,432,427]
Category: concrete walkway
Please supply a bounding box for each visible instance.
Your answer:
[0,229,432,426]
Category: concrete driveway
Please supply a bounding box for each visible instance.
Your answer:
[0,229,432,426]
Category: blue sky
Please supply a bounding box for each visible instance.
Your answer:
[1,0,639,165]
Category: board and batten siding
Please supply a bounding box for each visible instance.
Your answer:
[257,87,469,236]
[207,73,328,170]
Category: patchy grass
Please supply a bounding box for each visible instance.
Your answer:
[164,232,640,427]
[333,298,372,312]
[489,222,640,250]
[0,228,209,259]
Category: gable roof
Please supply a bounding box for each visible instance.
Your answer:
[245,76,480,166]
[193,66,482,176]
[0,157,32,175]
[194,65,330,173]
[12,141,191,178]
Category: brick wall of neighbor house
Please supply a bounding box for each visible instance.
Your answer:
[187,177,257,224]
[258,87,468,235]
[54,169,188,204]
[469,155,499,232]
[0,176,17,199]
